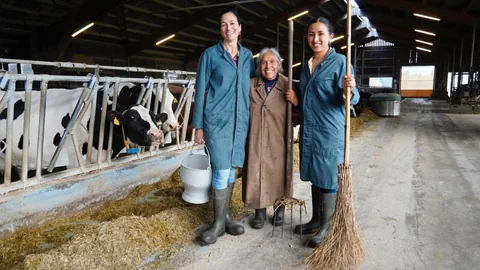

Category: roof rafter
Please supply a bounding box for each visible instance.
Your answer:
[40,0,129,60]
[125,0,224,56]
[185,0,332,63]
[358,0,480,25]
[362,10,480,48]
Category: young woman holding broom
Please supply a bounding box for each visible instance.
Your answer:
[285,17,359,248]
[192,9,255,245]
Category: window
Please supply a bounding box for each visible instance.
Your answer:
[369,77,393,88]
[400,66,435,90]
[364,39,394,47]
[447,72,471,96]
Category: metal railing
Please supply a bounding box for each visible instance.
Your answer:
[0,59,196,194]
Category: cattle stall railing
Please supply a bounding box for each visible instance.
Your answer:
[0,59,197,195]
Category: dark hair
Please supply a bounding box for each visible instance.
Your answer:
[219,8,241,25]
[307,17,334,34]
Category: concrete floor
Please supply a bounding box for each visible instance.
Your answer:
[160,99,480,270]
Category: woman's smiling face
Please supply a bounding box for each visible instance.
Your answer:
[220,12,241,42]
[307,22,334,54]
[260,51,280,81]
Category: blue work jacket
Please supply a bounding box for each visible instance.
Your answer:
[193,41,255,170]
[297,48,359,189]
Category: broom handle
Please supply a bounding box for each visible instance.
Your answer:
[344,0,352,166]
[284,19,294,198]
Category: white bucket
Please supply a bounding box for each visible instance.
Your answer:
[180,146,212,204]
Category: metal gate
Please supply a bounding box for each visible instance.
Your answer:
[0,58,197,194]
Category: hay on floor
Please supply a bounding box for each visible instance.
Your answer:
[0,169,247,270]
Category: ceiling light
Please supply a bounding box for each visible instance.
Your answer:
[292,62,302,68]
[331,35,344,43]
[288,10,309,21]
[155,34,175,45]
[253,53,260,58]
[415,29,436,36]
[414,13,441,21]
[341,43,355,50]
[416,46,431,52]
[415,39,433,46]
[72,22,94,37]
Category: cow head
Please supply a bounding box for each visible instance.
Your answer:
[107,105,167,146]
[115,84,179,133]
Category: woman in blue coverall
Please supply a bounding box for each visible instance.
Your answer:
[285,17,359,248]
[192,9,255,245]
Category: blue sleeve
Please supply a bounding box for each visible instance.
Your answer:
[250,55,255,78]
[293,80,302,112]
[336,60,359,105]
[296,66,309,111]
[192,51,211,129]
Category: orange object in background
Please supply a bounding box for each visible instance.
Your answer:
[400,89,433,97]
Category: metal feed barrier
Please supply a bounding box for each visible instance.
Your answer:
[0,58,197,195]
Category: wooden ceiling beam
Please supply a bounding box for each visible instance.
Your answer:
[357,0,480,25]
[362,9,480,46]
[125,0,224,56]
[185,0,332,63]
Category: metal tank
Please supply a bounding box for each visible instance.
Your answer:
[370,93,402,116]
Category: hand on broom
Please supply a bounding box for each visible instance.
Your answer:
[343,75,356,99]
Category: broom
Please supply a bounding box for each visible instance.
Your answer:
[305,0,364,269]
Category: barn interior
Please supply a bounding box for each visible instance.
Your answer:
[1,0,480,269]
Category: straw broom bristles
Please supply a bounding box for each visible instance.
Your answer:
[305,164,364,270]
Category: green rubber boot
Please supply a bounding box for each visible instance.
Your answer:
[225,183,245,235]
[200,188,228,245]
[307,192,337,248]
[294,185,322,234]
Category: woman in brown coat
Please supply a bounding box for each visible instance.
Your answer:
[243,48,294,229]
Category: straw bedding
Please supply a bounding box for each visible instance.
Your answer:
[0,170,246,270]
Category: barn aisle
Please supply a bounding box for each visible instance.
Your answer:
[160,99,480,270]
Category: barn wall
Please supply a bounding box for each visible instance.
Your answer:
[0,146,199,236]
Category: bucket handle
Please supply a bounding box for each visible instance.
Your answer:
[190,143,211,170]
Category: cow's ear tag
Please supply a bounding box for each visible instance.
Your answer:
[156,120,163,126]
[173,98,178,104]
[113,117,120,126]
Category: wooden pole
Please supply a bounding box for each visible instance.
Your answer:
[344,0,352,165]
[285,19,294,197]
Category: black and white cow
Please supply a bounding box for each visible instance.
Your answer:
[351,89,371,118]
[0,83,178,177]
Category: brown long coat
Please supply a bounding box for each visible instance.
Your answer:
[242,74,293,209]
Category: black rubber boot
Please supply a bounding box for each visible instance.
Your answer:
[225,183,245,235]
[307,192,337,248]
[294,185,322,235]
[200,188,228,245]
[250,208,266,229]
[271,205,284,227]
